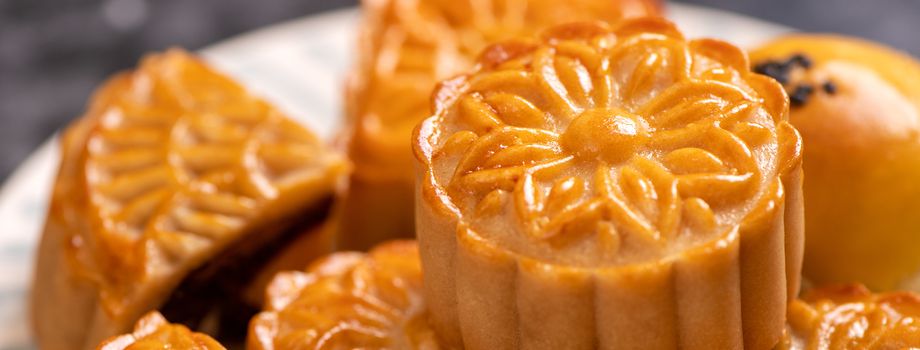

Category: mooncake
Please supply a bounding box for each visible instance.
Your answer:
[750,35,920,291]
[31,49,348,349]
[247,240,436,349]
[779,284,920,349]
[97,312,225,350]
[339,0,663,249]
[414,19,803,349]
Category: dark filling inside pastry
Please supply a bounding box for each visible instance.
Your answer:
[159,195,335,346]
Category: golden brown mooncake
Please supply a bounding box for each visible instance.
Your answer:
[778,284,920,350]
[338,0,663,250]
[750,36,920,292]
[97,312,225,350]
[31,49,349,349]
[413,19,804,349]
[247,240,437,350]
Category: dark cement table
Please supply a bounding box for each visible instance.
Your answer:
[1,0,917,180]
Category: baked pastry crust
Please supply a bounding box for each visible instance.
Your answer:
[750,35,920,291]
[414,19,803,349]
[97,312,225,350]
[778,284,920,350]
[248,240,437,349]
[32,49,348,349]
[338,0,662,250]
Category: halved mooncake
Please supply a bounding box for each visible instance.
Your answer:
[750,36,920,292]
[247,240,436,349]
[779,284,920,349]
[339,0,662,249]
[414,19,804,349]
[97,312,225,350]
[32,49,349,349]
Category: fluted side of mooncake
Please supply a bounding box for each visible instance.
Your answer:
[414,19,803,350]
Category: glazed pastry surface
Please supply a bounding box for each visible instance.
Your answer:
[750,35,920,291]
[779,284,920,350]
[32,49,348,349]
[414,18,803,350]
[338,0,662,249]
[248,240,437,350]
[97,312,225,350]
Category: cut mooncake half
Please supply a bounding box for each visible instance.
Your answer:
[413,19,803,349]
[338,0,662,249]
[779,284,920,349]
[32,49,349,349]
[97,312,225,350]
[248,240,436,349]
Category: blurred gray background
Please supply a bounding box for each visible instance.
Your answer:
[0,0,917,181]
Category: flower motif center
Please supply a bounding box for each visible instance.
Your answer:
[561,107,649,164]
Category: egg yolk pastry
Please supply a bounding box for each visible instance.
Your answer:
[248,240,436,349]
[750,35,920,292]
[414,19,804,349]
[778,284,920,350]
[339,0,663,250]
[97,312,225,350]
[32,49,348,349]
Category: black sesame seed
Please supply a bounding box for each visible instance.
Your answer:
[822,81,837,94]
[790,53,813,69]
[790,84,815,107]
[754,53,816,88]
[753,61,792,85]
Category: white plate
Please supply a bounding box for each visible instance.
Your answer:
[0,3,790,348]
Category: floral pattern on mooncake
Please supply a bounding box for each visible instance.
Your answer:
[415,18,803,350]
[248,241,438,350]
[337,0,662,249]
[33,49,348,349]
[97,312,225,350]
[780,284,920,350]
